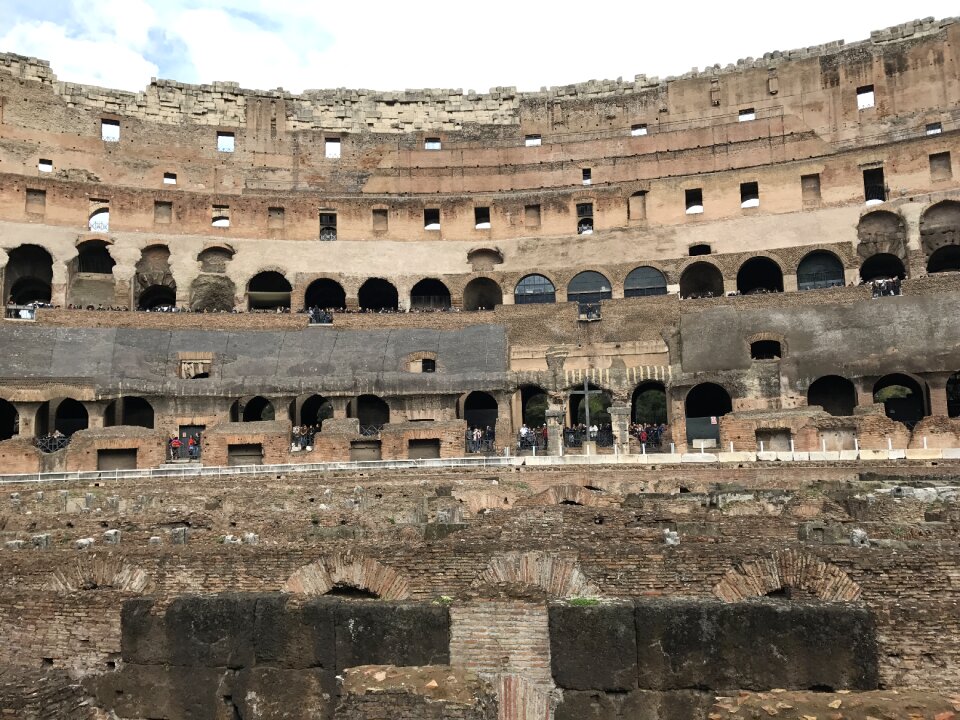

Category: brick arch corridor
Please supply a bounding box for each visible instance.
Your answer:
[283,552,411,600]
[48,556,153,593]
[472,550,600,598]
[712,549,862,602]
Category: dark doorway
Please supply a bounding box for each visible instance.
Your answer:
[873,374,928,426]
[304,279,346,309]
[4,245,53,304]
[632,382,667,424]
[247,271,291,310]
[54,399,89,436]
[104,397,155,428]
[358,278,399,311]
[797,251,845,290]
[860,254,906,281]
[679,262,723,298]
[684,383,732,445]
[76,240,115,274]
[948,373,960,418]
[410,278,451,310]
[463,277,502,311]
[520,385,549,427]
[808,376,857,416]
[927,246,960,274]
[352,395,390,429]
[300,394,334,427]
[137,285,177,310]
[242,396,275,422]
[0,399,18,440]
[463,391,498,428]
[736,257,783,294]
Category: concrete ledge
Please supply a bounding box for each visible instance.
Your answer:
[681,453,718,463]
[717,452,757,462]
[756,452,778,462]
[858,449,888,460]
[839,450,860,461]
[904,449,942,460]
[943,448,960,459]
[808,451,841,461]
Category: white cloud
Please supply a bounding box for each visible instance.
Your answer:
[1,1,958,93]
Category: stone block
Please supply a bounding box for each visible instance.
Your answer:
[253,596,336,669]
[335,602,450,670]
[550,602,638,691]
[633,599,878,692]
[905,449,942,460]
[859,449,889,461]
[717,452,756,462]
[680,453,717,463]
[555,689,713,720]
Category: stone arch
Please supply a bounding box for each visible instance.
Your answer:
[473,551,600,598]
[197,245,234,273]
[283,553,410,599]
[518,484,605,507]
[304,278,347,309]
[3,244,53,304]
[134,245,176,309]
[463,277,502,311]
[736,256,784,294]
[190,274,236,312]
[856,210,906,260]
[358,277,399,311]
[467,247,504,271]
[919,200,960,257]
[247,270,291,310]
[807,375,857,417]
[797,250,845,290]
[624,266,668,297]
[712,549,862,602]
[514,274,556,304]
[410,278,451,310]
[48,556,153,594]
[679,261,724,298]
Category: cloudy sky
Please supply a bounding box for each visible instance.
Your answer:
[0,1,956,93]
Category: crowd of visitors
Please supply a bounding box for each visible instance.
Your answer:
[865,277,902,297]
[291,424,320,449]
[517,423,548,451]
[168,433,202,460]
[630,422,668,449]
[563,423,614,447]
[465,426,496,453]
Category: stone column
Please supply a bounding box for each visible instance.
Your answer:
[83,401,110,429]
[608,404,631,454]
[330,397,349,420]
[926,373,950,417]
[12,402,42,437]
[545,408,564,457]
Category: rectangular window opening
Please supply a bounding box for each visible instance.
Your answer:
[576,202,594,235]
[685,188,704,215]
[154,200,172,225]
[421,358,436,373]
[863,167,886,205]
[524,134,542,147]
[319,210,337,241]
[524,204,541,228]
[930,152,952,181]
[38,159,52,173]
[163,172,177,185]
[268,206,285,229]
[740,181,760,209]
[582,168,592,185]
[424,208,440,230]
[424,137,441,150]
[801,173,821,206]
[325,137,341,159]
[25,188,46,214]
[857,85,875,111]
[926,122,943,136]
[631,123,648,136]
[212,205,230,228]
[372,208,388,231]
[738,108,756,122]
[101,119,120,142]
[628,191,647,221]
[474,206,491,229]
[216,132,235,152]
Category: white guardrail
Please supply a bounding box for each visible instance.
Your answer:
[1,447,960,486]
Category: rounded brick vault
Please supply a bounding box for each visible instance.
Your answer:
[712,549,862,602]
[283,552,411,600]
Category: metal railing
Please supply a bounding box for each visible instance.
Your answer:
[88,220,110,233]
[4,305,37,320]
[35,435,71,453]
[359,425,384,437]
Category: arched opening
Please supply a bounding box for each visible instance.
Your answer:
[463,391,498,429]
[860,253,906,282]
[88,209,109,232]
[948,373,960,418]
[568,384,612,426]
[624,266,667,297]
[684,383,732,446]
[736,257,783,294]
[874,374,928,426]
[75,240,115,274]
[54,399,89,436]
[857,210,906,255]
[679,262,723,299]
[514,274,556,305]
[3,245,53,304]
[566,271,612,308]
[520,385,549,427]
[927,246,960,274]
[247,272,291,310]
[689,244,711,256]
[631,382,667,424]
[467,248,504,272]
[324,584,380,599]
[410,278,451,310]
[350,394,390,430]
[190,275,236,312]
[104,397,155,429]
[304,279,346,310]
[358,278,399,311]
[197,246,233,273]
[242,396,275,422]
[750,340,782,360]
[0,399,18,441]
[463,277,502,311]
[138,285,177,310]
[797,251,845,291]
[807,376,857,416]
[299,394,334,427]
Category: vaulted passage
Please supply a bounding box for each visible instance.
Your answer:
[4,244,53,304]
[247,271,291,310]
[568,383,612,426]
[462,277,502,311]
[797,250,845,290]
[679,262,723,298]
[685,383,732,445]
[350,395,390,430]
[233,396,275,422]
[75,240,115,274]
[0,399,18,440]
[462,391,498,429]
[299,394,333,426]
[520,385,549,427]
[410,278,451,310]
[104,397,155,428]
[860,253,906,281]
[874,374,928,427]
[304,279,346,309]
[808,376,857,416]
[54,399,88,436]
[632,382,667,424]
[737,257,783,294]
[358,278,398,311]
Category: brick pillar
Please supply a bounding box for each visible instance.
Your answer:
[927,373,950,417]
[608,404,631,454]
[83,401,109,429]
[12,402,41,437]
[545,408,564,456]
[330,397,349,420]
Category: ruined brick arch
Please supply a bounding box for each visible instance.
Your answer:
[518,484,605,507]
[473,550,600,598]
[48,556,153,594]
[856,209,907,259]
[712,549,862,602]
[283,553,411,600]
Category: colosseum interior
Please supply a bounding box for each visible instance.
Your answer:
[1,14,960,720]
